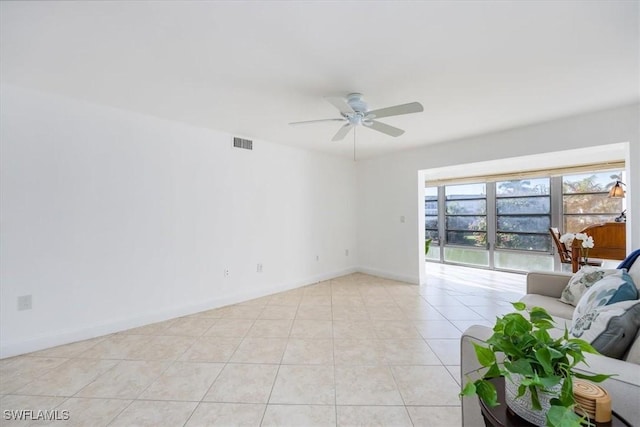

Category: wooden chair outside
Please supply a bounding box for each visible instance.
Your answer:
[549,227,572,264]
[549,227,602,270]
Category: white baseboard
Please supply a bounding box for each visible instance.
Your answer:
[356,266,419,285]
[0,267,358,359]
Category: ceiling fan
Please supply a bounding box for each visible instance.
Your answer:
[289,93,424,141]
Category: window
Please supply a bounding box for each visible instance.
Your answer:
[424,187,439,243]
[424,186,440,261]
[443,183,489,267]
[495,178,551,252]
[445,183,486,247]
[562,172,624,232]
[424,165,624,273]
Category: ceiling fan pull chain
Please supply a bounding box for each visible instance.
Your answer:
[353,126,356,162]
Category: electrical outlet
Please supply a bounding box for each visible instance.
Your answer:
[224,269,230,277]
[316,255,320,262]
[400,215,406,223]
[257,263,263,273]
[345,249,349,256]
[17,295,32,311]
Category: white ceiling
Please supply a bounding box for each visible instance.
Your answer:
[1,1,638,159]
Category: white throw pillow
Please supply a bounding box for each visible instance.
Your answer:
[559,266,620,306]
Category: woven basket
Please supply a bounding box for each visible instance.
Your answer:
[505,374,562,426]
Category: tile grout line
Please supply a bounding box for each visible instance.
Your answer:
[256,296,302,425]
[331,279,338,426]
[2,269,524,425]
[191,304,265,424]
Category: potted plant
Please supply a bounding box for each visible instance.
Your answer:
[425,238,432,255]
[460,303,611,427]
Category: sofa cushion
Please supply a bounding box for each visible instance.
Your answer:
[520,294,574,323]
[559,266,621,306]
[571,299,640,359]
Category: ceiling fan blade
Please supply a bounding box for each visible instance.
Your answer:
[331,123,353,141]
[325,97,355,115]
[366,102,424,120]
[289,118,347,126]
[366,120,405,137]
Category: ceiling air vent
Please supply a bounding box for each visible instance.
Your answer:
[233,137,253,150]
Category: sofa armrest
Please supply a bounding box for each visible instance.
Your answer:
[461,325,640,426]
[526,271,572,298]
[461,325,495,427]
[574,353,640,424]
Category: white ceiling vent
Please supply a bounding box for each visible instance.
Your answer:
[233,137,253,150]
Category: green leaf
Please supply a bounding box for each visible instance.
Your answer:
[487,337,524,359]
[573,372,614,383]
[475,379,498,407]
[504,359,534,377]
[460,381,476,397]
[425,239,432,255]
[550,397,563,406]
[529,385,542,410]
[538,375,562,389]
[511,301,526,311]
[532,328,552,344]
[503,314,532,336]
[548,347,564,360]
[566,348,585,367]
[534,319,555,330]
[535,347,554,376]
[530,307,554,324]
[519,334,537,349]
[559,376,574,407]
[517,383,527,398]
[546,405,583,427]
[484,363,501,379]
[568,338,599,354]
[519,376,538,387]
[473,343,496,367]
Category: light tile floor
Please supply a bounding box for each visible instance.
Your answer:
[0,264,525,426]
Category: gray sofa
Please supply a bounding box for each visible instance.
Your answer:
[461,268,640,426]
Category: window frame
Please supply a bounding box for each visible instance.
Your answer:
[424,165,624,273]
[561,171,625,233]
[494,180,552,253]
[444,183,488,249]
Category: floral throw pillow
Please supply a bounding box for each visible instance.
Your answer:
[570,271,640,359]
[571,299,640,359]
[560,266,621,306]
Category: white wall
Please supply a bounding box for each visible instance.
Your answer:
[356,104,639,285]
[0,85,357,358]
[2,85,637,359]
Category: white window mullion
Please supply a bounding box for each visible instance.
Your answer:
[486,182,496,269]
[438,185,446,262]
[550,176,563,271]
